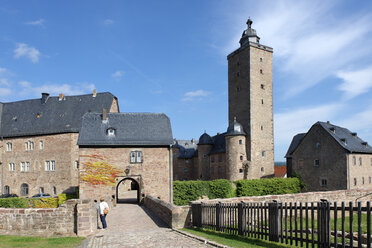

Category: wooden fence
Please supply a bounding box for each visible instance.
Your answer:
[191,201,371,248]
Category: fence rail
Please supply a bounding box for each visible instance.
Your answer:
[191,201,372,248]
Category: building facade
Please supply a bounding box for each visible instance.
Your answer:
[78,112,173,203]
[286,121,372,191]
[173,19,275,181]
[0,91,118,196]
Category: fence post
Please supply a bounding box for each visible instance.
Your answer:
[318,200,331,248]
[216,202,221,231]
[268,201,281,242]
[192,203,202,228]
[238,202,243,236]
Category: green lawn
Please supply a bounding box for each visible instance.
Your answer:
[0,235,85,248]
[182,228,296,248]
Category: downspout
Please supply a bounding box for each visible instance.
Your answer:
[1,136,3,195]
[169,144,173,203]
[346,154,350,190]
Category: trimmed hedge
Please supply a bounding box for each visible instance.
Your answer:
[173,179,234,206]
[0,198,28,208]
[235,178,301,197]
[27,198,59,208]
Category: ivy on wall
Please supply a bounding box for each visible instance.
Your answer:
[80,154,122,186]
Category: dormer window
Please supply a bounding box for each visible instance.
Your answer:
[107,128,116,136]
[330,127,336,133]
[341,138,347,145]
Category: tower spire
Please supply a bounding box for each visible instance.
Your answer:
[239,17,260,46]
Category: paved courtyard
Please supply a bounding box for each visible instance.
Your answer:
[80,193,212,248]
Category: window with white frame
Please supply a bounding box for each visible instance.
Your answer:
[9,163,15,171]
[74,161,79,170]
[4,185,10,194]
[45,161,50,171]
[25,141,34,151]
[25,162,30,172]
[39,140,43,150]
[30,141,34,150]
[20,162,25,172]
[6,142,12,151]
[40,187,44,194]
[51,160,55,171]
[262,151,266,158]
[130,151,142,163]
[25,142,28,151]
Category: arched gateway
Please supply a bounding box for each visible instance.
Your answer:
[116,177,140,204]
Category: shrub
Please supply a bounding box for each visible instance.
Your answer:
[173,179,234,206]
[58,193,67,206]
[235,178,301,197]
[28,198,59,208]
[0,198,28,208]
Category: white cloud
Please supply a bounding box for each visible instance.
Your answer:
[14,43,41,63]
[337,65,372,99]
[218,1,372,98]
[274,103,343,159]
[0,78,11,87]
[103,19,114,25]
[0,67,8,75]
[0,87,11,97]
[182,90,210,101]
[18,81,96,97]
[111,70,124,79]
[25,19,44,26]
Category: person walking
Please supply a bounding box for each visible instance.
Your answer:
[99,197,109,229]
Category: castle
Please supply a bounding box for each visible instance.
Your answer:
[173,19,275,181]
[0,19,274,201]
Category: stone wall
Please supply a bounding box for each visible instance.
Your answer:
[0,199,98,237]
[144,196,191,229]
[192,189,372,205]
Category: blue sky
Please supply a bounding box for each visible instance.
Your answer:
[1,1,372,161]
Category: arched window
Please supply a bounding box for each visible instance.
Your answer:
[4,185,10,194]
[21,183,29,196]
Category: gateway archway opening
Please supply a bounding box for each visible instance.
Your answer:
[116,178,140,204]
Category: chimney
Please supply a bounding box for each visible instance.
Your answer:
[58,93,64,101]
[191,138,195,144]
[41,93,49,104]
[326,121,330,124]
[102,108,107,121]
[93,89,97,97]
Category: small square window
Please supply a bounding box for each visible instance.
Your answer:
[261,167,264,172]
[262,151,266,157]
[130,151,143,163]
[240,156,243,161]
[260,58,263,62]
[321,179,327,187]
[260,84,265,89]
[260,69,263,74]
[203,154,208,159]
[314,159,320,167]
[239,169,243,173]
[239,140,242,145]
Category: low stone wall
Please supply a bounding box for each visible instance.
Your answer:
[144,196,191,229]
[0,199,98,237]
[192,188,372,204]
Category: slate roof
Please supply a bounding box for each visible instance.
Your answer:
[0,92,116,138]
[198,133,213,145]
[318,121,372,154]
[77,112,173,146]
[285,133,306,158]
[285,122,372,158]
[209,132,227,154]
[173,139,198,159]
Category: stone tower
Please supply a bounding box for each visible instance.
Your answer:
[197,133,213,180]
[227,18,274,178]
[225,118,247,181]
